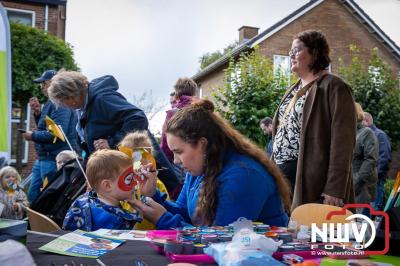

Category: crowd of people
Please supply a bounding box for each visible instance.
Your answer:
[0,30,393,231]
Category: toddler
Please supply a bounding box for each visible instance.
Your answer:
[0,166,29,219]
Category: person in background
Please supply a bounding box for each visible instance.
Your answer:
[169,91,177,107]
[363,112,391,211]
[24,70,78,203]
[47,70,179,195]
[160,78,198,199]
[260,117,273,157]
[272,30,356,209]
[353,103,378,216]
[63,150,142,231]
[55,150,77,171]
[130,99,291,229]
[0,166,29,219]
[161,77,198,164]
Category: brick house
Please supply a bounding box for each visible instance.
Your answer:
[1,0,67,176]
[192,0,400,177]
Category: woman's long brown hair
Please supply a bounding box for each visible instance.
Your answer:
[166,99,291,225]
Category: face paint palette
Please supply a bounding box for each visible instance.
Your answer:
[147,222,327,264]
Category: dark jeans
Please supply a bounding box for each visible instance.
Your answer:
[277,160,298,194]
[28,159,57,203]
[374,178,386,211]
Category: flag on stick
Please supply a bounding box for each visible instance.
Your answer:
[45,116,65,143]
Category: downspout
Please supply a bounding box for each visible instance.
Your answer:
[44,4,48,32]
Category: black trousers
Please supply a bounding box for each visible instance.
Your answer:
[277,160,298,194]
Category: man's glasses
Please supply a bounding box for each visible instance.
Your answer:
[289,47,303,58]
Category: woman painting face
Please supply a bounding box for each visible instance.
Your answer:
[166,133,207,176]
[290,39,313,76]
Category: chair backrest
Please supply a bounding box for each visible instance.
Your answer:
[25,207,61,233]
[290,203,353,228]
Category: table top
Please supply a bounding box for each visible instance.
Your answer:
[27,230,400,266]
[27,230,173,266]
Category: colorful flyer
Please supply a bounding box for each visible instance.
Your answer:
[92,229,149,241]
[39,230,124,258]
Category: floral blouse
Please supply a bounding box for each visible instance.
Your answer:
[273,83,308,164]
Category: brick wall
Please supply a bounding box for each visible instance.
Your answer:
[257,0,400,75]
[197,66,226,100]
[1,0,66,39]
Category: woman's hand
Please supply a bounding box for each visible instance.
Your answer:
[128,197,166,224]
[94,139,110,150]
[137,163,157,197]
[321,193,344,207]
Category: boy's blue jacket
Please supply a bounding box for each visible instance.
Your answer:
[154,150,289,229]
[63,191,142,231]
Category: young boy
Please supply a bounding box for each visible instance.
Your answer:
[63,150,142,231]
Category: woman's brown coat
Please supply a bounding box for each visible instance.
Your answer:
[272,74,356,211]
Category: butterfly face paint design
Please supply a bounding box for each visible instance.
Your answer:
[117,166,138,191]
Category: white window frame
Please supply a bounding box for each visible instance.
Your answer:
[5,7,36,27]
[10,104,31,164]
[273,55,291,83]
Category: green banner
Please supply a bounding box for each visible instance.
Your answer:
[0,3,11,163]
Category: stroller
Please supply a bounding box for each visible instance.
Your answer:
[30,158,87,227]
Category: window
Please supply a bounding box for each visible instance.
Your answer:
[11,105,31,164]
[5,8,35,27]
[273,55,290,82]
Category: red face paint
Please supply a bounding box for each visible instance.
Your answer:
[117,166,138,191]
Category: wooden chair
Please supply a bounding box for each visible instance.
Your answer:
[290,203,353,228]
[25,207,61,233]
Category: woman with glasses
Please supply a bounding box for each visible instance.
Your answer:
[271,30,356,210]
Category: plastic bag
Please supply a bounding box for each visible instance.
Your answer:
[204,218,283,266]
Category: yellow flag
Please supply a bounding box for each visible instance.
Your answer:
[45,116,65,143]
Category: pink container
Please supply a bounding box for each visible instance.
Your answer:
[147,230,216,264]
[146,230,178,241]
[167,252,216,264]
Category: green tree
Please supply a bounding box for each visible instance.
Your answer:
[198,41,238,70]
[339,45,400,146]
[213,47,290,147]
[11,22,78,106]
[10,23,79,171]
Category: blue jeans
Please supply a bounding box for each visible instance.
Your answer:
[374,179,386,211]
[28,160,57,203]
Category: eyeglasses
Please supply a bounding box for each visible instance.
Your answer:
[289,47,303,58]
